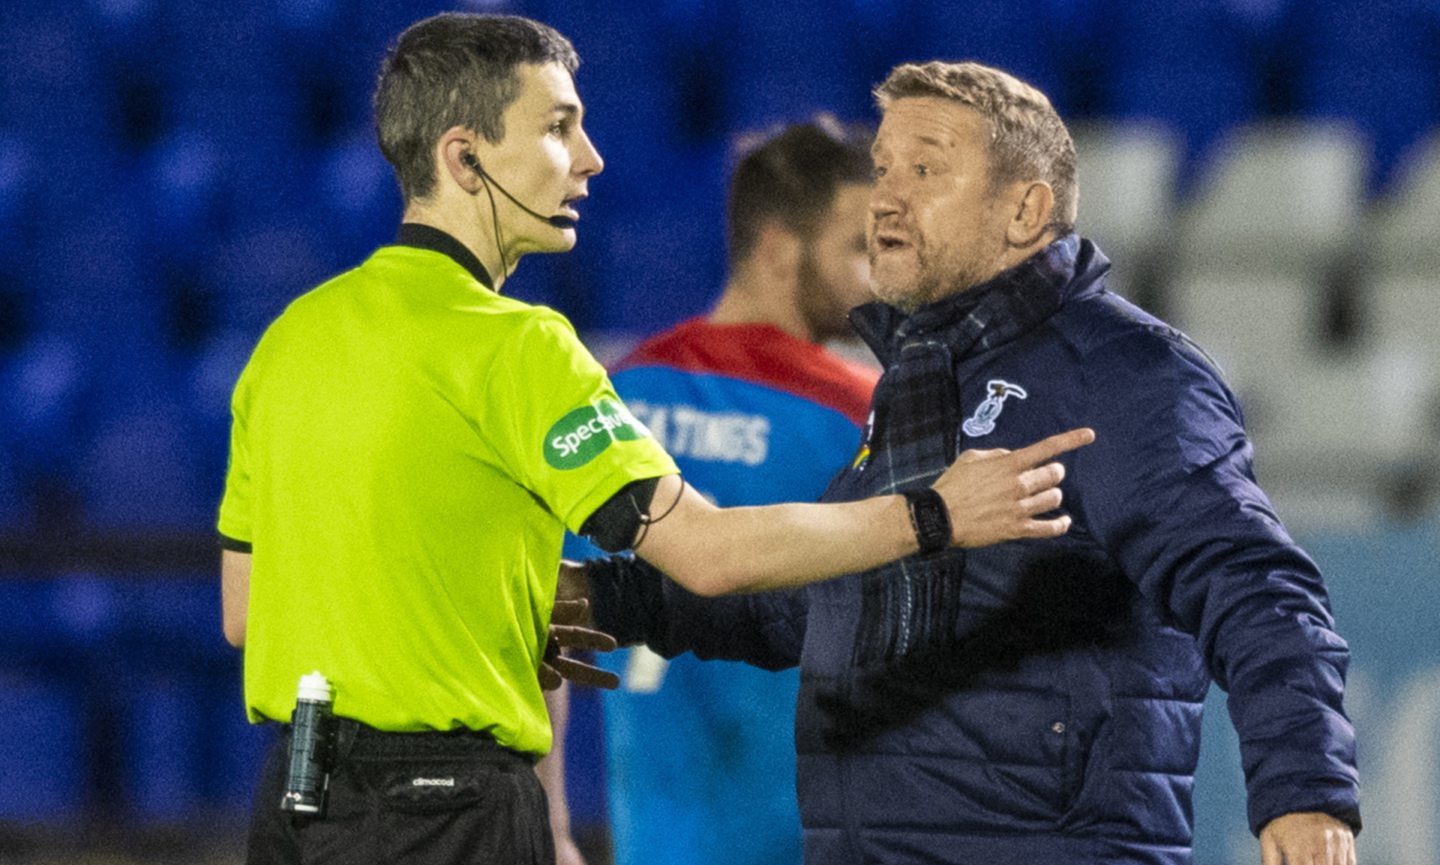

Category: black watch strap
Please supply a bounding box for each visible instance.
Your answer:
[903,487,952,556]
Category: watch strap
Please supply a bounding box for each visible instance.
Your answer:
[902,487,952,556]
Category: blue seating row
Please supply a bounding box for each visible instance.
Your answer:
[0,574,271,825]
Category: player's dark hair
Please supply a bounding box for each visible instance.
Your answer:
[374,14,579,203]
[726,115,874,269]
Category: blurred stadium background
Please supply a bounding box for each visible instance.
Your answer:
[1,0,1437,863]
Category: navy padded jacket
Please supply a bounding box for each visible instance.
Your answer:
[594,238,1359,865]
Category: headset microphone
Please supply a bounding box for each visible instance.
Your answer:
[462,153,577,229]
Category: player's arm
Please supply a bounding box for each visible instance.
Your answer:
[221,549,251,648]
[589,427,1093,597]
[567,555,808,669]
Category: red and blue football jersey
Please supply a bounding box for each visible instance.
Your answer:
[600,318,876,865]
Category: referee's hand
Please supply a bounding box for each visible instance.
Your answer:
[539,599,620,690]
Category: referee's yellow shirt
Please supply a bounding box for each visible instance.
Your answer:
[218,230,676,755]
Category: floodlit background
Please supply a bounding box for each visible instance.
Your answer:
[1,0,1437,863]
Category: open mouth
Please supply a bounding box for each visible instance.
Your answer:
[559,194,586,221]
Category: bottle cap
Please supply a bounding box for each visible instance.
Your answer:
[296,671,332,703]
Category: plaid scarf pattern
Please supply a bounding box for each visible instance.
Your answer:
[845,235,1080,666]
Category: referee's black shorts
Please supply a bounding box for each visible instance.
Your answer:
[246,719,555,865]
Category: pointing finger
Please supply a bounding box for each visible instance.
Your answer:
[1009,427,1095,469]
[956,448,1010,463]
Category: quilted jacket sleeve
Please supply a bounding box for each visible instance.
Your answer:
[1072,329,1360,836]
[586,553,807,672]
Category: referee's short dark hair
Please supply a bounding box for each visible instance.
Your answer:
[726,115,874,269]
[374,14,580,203]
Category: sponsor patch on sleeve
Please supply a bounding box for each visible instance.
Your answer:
[543,398,651,469]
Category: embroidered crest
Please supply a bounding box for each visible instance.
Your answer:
[961,380,1028,437]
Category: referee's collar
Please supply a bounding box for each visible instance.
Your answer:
[396,223,494,289]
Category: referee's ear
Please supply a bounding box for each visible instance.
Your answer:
[437,127,488,196]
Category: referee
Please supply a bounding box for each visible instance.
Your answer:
[217,13,1092,865]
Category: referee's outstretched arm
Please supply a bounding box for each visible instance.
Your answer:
[634,426,1094,597]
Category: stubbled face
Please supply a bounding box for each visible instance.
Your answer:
[868,97,1012,311]
[798,183,874,341]
[477,62,604,255]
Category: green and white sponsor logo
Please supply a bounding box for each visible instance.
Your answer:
[543,398,647,469]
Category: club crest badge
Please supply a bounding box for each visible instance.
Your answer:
[961,380,1028,437]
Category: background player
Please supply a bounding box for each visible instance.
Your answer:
[564,117,879,865]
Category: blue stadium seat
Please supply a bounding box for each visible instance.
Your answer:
[111,576,244,817]
[47,572,124,651]
[1286,0,1440,195]
[118,673,206,822]
[0,670,87,824]
[120,576,227,660]
[714,0,874,132]
[583,205,726,335]
[140,129,225,259]
[0,578,68,658]
[83,0,163,60]
[82,0,166,145]
[313,132,402,267]
[0,134,36,266]
[0,335,89,490]
[183,330,255,487]
[0,439,33,533]
[902,0,1069,109]
[527,0,693,158]
[1099,0,1262,194]
[272,0,379,146]
[200,218,338,335]
[353,0,450,59]
[26,205,162,344]
[209,686,275,811]
[76,399,217,533]
[0,8,112,152]
[154,2,303,189]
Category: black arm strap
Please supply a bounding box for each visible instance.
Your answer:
[579,477,661,553]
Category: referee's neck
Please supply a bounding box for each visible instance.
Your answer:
[400,207,510,293]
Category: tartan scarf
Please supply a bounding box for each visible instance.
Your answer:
[844,235,1081,666]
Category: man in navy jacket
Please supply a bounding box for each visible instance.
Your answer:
[580,60,1359,865]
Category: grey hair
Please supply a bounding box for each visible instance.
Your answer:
[875,60,1078,232]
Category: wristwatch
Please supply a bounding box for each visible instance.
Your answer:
[902,487,952,555]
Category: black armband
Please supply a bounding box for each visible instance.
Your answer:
[579,477,663,553]
[584,554,667,646]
